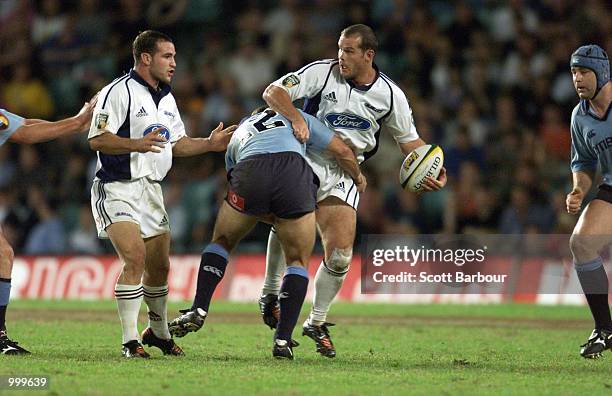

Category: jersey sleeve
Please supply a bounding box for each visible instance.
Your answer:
[0,109,25,146]
[270,60,336,101]
[570,110,597,172]
[168,97,186,145]
[302,110,334,152]
[383,87,420,143]
[88,81,129,139]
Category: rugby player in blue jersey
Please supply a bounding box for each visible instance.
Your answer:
[565,44,612,358]
[169,107,365,359]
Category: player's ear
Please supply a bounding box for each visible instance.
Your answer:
[365,49,375,62]
[141,52,153,66]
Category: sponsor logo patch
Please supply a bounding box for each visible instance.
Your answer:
[365,102,384,113]
[282,74,300,88]
[324,113,371,130]
[115,212,133,218]
[95,112,109,130]
[143,124,170,144]
[227,190,245,211]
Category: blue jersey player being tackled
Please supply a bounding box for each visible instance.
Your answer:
[168,108,365,359]
[565,44,612,358]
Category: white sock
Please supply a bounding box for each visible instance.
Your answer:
[115,283,143,344]
[143,284,170,339]
[309,262,347,325]
[262,229,286,296]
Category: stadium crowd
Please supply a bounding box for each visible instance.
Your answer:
[0,0,610,254]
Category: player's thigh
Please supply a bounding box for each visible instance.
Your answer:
[316,196,357,255]
[143,232,171,269]
[571,199,612,252]
[211,201,258,251]
[274,212,316,266]
[106,221,146,266]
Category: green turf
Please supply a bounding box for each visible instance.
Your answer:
[1,301,610,396]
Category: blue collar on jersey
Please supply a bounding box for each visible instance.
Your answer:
[130,69,171,107]
[347,63,380,92]
[579,99,611,121]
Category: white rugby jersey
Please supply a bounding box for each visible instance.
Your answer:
[88,69,186,182]
[271,59,419,163]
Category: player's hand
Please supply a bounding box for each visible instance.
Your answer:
[420,167,447,192]
[566,188,584,214]
[292,116,309,143]
[207,122,237,152]
[136,131,167,153]
[355,173,367,193]
[75,92,99,131]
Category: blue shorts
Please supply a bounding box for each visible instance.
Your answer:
[226,152,319,219]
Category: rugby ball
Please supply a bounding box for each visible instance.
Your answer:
[399,144,444,192]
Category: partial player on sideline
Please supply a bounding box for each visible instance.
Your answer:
[565,44,612,359]
[0,96,97,355]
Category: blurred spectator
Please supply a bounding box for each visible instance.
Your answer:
[24,188,66,254]
[3,64,55,119]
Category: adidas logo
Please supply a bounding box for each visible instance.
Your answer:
[334,181,346,193]
[587,130,596,139]
[136,106,148,117]
[323,91,337,103]
[148,311,162,322]
[159,215,168,226]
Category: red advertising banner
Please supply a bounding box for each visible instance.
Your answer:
[10,255,587,305]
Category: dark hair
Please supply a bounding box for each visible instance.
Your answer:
[340,24,378,52]
[132,30,173,64]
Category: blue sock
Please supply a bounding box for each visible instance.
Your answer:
[275,266,309,342]
[0,278,11,332]
[191,244,229,313]
[575,258,612,330]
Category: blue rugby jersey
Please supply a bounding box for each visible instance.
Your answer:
[225,110,333,170]
[570,100,612,186]
[0,109,25,146]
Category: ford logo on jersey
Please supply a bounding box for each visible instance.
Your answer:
[325,113,371,130]
[143,124,170,144]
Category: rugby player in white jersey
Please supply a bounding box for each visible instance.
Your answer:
[88,30,235,358]
[0,98,97,355]
[259,24,447,357]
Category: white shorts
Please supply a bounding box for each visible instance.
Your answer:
[91,178,170,239]
[309,155,360,210]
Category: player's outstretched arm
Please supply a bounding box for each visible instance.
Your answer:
[326,136,367,193]
[89,131,167,154]
[9,94,98,144]
[398,139,447,192]
[172,122,236,157]
[262,84,309,143]
[566,171,594,214]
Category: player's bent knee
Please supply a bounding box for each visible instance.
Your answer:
[325,248,352,275]
[569,233,600,262]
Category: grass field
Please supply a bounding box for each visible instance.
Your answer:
[1,300,611,395]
